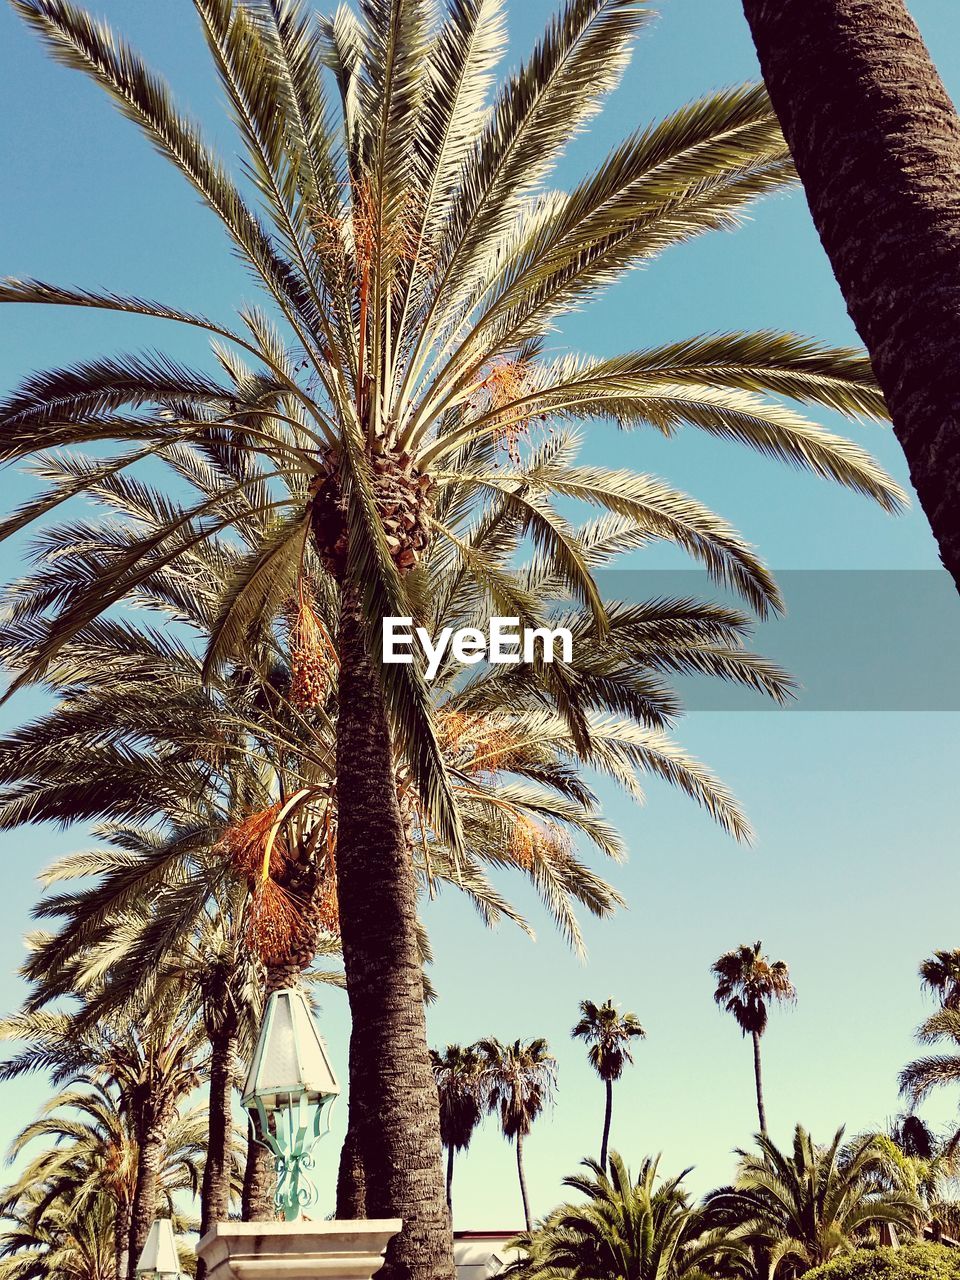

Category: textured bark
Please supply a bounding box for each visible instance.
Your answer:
[198,1028,236,1267]
[752,1030,767,1135]
[740,0,960,593]
[241,1129,277,1222]
[336,1104,369,1219]
[599,1078,613,1174]
[126,1108,172,1280]
[515,1132,531,1232]
[114,1198,131,1280]
[335,590,453,1280]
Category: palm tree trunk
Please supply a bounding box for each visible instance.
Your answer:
[752,1030,767,1134]
[242,1128,277,1222]
[126,1111,170,1280]
[446,1145,455,1214]
[199,1028,236,1262]
[515,1132,532,1232]
[334,591,452,1280]
[739,0,960,594]
[114,1196,131,1280]
[336,1103,368,1219]
[600,1078,613,1174]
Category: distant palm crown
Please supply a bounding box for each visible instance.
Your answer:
[712,940,795,1036]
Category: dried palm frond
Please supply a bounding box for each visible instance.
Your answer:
[218,802,291,887]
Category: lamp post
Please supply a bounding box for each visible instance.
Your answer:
[241,987,341,1222]
[135,1218,182,1280]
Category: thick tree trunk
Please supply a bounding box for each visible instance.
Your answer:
[752,1030,767,1135]
[242,1129,277,1222]
[740,0,960,593]
[198,1028,236,1268]
[335,591,453,1280]
[600,1078,613,1174]
[515,1133,531,1232]
[126,1112,170,1280]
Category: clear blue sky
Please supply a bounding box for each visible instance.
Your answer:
[1,0,960,1233]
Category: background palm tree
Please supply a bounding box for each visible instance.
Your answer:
[866,1127,960,1242]
[0,1073,208,1280]
[900,1008,960,1135]
[476,1037,557,1231]
[921,951,960,1010]
[0,0,909,1271]
[0,1001,205,1279]
[711,941,796,1133]
[511,1152,741,1280]
[707,1125,923,1278]
[737,0,960,596]
[431,1045,484,1215]
[571,997,645,1173]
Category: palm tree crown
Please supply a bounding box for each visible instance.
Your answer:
[921,951,960,1010]
[512,1152,741,1280]
[572,998,645,1082]
[712,941,795,1037]
[708,1125,923,1278]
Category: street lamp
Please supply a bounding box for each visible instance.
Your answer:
[135,1218,182,1280]
[241,987,341,1222]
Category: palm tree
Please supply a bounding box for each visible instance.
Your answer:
[571,998,645,1173]
[0,480,636,1231]
[707,1126,923,1277]
[0,1001,205,1279]
[0,1193,122,1280]
[737,0,960,596]
[0,1076,207,1280]
[0,429,809,1231]
[921,951,960,1010]
[431,1045,484,1215]
[865,1128,960,1241]
[890,1113,937,1161]
[476,1037,557,1231]
[512,1152,743,1280]
[1,2,909,1271]
[711,941,796,1134]
[900,1008,960,1129]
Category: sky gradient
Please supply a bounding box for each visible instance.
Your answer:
[1,0,959,1233]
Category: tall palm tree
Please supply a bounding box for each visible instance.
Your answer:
[0,476,643,1230]
[431,1045,484,1215]
[0,2,908,1272]
[571,998,645,1173]
[711,941,795,1134]
[476,1037,557,1231]
[707,1125,923,1278]
[921,951,960,1010]
[512,1152,743,1280]
[0,424,808,1232]
[737,0,960,596]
